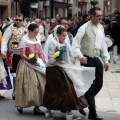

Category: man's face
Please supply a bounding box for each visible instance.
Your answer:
[91,10,103,25]
[56,14,60,20]
[15,15,24,28]
[61,19,69,30]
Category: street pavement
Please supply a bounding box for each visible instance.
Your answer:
[0,56,120,120]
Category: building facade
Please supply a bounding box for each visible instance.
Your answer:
[0,0,120,19]
[0,0,16,19]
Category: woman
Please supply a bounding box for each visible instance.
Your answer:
[108,15,120,63]
[43,25,95,119]
[16,23,46,114]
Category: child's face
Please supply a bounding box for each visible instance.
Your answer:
[57,32,67,44]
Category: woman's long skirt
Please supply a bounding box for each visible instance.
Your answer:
[15,59,46,108]
[43,66,88,111]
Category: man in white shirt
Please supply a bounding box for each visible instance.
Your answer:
[72,7,110,120]
[1,13,26,100]
[35,18,46,45]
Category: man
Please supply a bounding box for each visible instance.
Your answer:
[72,7,110,120]
[55,13,61,24]
[1,13,27,100]
[0,17,11,35]
[77,14,90,30]
[35,18,46,48]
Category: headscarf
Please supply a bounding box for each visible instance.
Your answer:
[51,25,75,65]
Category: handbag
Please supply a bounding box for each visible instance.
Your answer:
[105,35,114,47]
[105,23,114,47]
[5,51,14,66]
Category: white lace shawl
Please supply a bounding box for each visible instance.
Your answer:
[20,34,41,48]
[19,35,45,75]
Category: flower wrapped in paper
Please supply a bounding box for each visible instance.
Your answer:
[28,53,37,64]
[27,53,46,75]
[53,47,66,61]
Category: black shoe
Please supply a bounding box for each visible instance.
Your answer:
[88,116,103,120]
[79,109,86,116]
[12,94,15,100]
[17,107,23,113]
[34,108,45,115]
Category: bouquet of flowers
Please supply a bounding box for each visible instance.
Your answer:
[28,53,38,64]
[28,53,46,74]
[53,48,66,61]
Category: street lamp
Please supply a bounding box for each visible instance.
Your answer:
[78,0,84,16]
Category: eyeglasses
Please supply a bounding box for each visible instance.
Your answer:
[94,15,103,18]
[61,23,69,25]
[15,19,23,22]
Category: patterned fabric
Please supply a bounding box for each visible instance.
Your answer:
[93,48,103,64]
[0,59,12,89]
[15,59,46,107]
[8,26,26,50]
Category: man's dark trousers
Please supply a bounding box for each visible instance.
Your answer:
[82,56,103,118]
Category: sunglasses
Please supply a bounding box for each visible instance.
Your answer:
[15,19,23,22]
[94,15,103,18]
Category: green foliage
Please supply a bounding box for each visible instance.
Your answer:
[28,53,38,64]
[55,48,66,61]
[90,0,98,6]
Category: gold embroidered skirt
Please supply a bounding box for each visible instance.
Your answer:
[15,59,46,108]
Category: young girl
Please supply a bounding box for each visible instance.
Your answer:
[43,25,95,119]
[16,23,46,114]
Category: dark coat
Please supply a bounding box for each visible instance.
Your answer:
[108,21,120,45]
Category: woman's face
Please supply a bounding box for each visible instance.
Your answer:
[30,28,39,37]
[57,31,67,44]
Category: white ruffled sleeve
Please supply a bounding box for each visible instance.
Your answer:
[72,26,85,59]
[47,41,57,64]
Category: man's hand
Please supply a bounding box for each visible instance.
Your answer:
[80,57,87,64]
[1,52,7,59]
[104,63,109,71]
